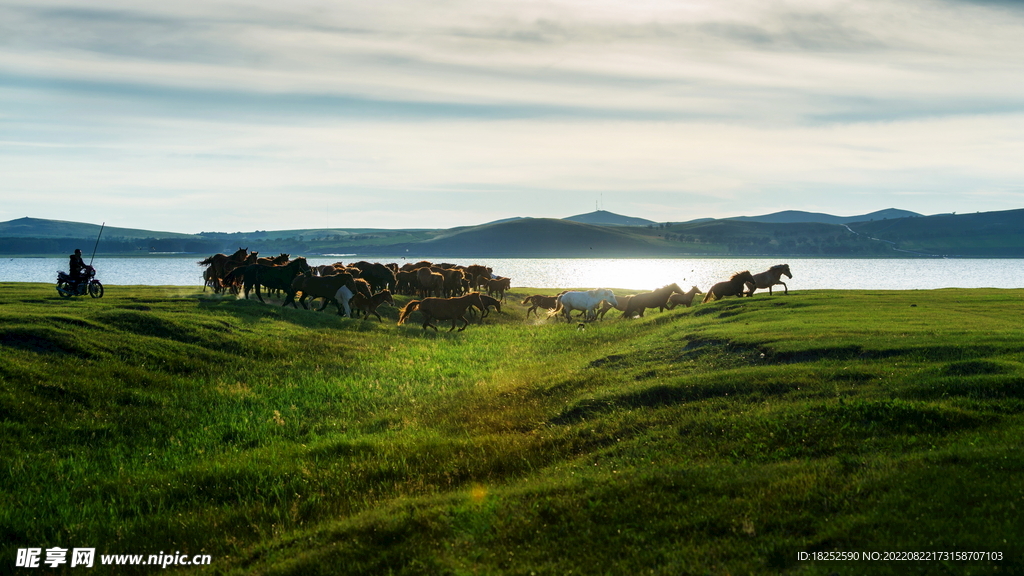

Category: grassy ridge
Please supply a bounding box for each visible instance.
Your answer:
[1,284,1022,574]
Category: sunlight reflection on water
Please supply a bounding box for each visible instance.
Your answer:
[2,257,1021,291]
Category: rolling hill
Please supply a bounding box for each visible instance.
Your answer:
[1,208,1021,257]
[366,218,669,257]
[724,208,922,224]
[563,210,657,226]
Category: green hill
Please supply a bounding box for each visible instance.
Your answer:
[848,208,1024,257]
[2,208,1023,257]
[0,217,194,240]
[378,218,670,257]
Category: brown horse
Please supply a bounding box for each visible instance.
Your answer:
[227,257,311,303]
[257,253,290,266]
[286,270,356,314]
[522,294,561,318]
[465,264,492,290]
[199,248,253,294]
[665,286,702,309]
[415,267,445,299]
[198,247,247,280]
[702,271,756,303]
[398,292,485,332]
[622,283,683,318]
[484,277,511,301]
[596,294,634,320]
[745,264,792,296]
[475,293,502,319]
[351,289,396,321]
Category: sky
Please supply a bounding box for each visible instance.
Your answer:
[2,0,1023,233]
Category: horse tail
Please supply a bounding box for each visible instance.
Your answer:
[547,297,564,319]
[197,255,216,266]
[397,300,421,325]
[521,295,534,305]
[701,290,715,304]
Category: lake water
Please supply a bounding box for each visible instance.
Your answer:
[2,256,1021,291]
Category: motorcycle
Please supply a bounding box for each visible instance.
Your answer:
[57,265,104,298]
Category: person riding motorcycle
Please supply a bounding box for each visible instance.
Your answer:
[69,249,87,284]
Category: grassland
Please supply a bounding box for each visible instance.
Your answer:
[1,283,1022,574]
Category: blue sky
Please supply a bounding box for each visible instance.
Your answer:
[2,0,1023,232]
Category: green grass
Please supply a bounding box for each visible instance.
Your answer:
[2,283,1022,574]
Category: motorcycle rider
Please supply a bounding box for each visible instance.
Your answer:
[69,249,87,285]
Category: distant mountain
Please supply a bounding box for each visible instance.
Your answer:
[563,210,657,227]
[727,208,922,225]
[401,218,664,257]
[3,208,1021,257]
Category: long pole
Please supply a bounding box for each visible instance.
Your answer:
[89,222,105,265]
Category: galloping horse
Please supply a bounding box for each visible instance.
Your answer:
[702,271,756,303]
[475,293,502,319]
[596,294,633,320]
[350,289,396,322]
[198,247,248,281]
[745,264,792,296]
[522,294,560,318]
[398,292,486,332]
[484,277,511,302]
[287,270,357,315]
[665,286,702,309]
[199,248,255,294]
[228,257,310,303]
[550,289,617,322]
[622,283,683,318]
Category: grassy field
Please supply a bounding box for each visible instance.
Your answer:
[1,283,1022,574]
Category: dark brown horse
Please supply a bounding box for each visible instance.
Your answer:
[702,271,756,303]
[397,292,485,332]
[349,261,398,293]
[351,289,396,321]
[522,294,561,318]
[257,253,290,266]
[228,257,311,303]
[474,293,502,319]
[198,248,253,294]
[622,283,683,318]
[286,269,356,314]
[665,286,702,309]
[484,277,511,302]
[465,264,492,290]
[415,267,445,299]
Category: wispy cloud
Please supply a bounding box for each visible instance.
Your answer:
[2,0,1023,230]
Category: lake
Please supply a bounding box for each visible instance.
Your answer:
[3,256,1022,291]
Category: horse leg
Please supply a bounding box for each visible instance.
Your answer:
[456,315,469,331]
[780,281,788,295]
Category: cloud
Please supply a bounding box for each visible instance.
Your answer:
[2,0,1024,231]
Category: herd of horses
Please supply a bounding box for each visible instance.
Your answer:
[197,250,792,331]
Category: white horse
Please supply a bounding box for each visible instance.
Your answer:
[550,288,617,322]
[333,285,354,318]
